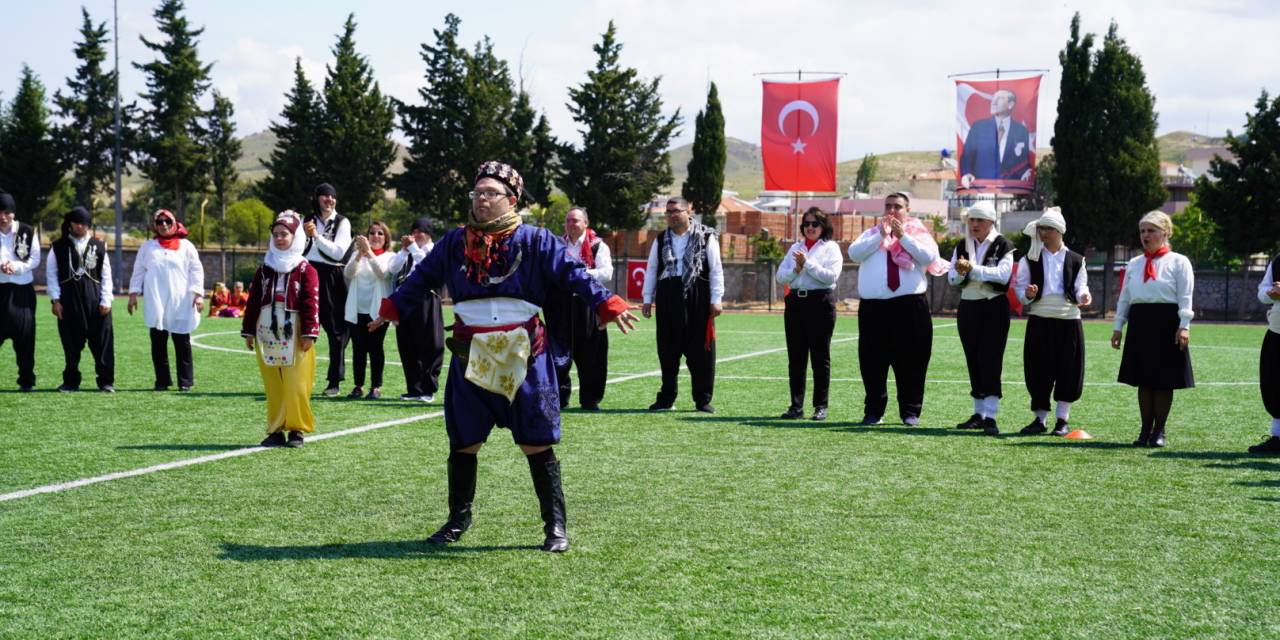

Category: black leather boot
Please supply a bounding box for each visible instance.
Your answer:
[527,448,568,552]
[426,451,477,545]
[1133,424,1152,447]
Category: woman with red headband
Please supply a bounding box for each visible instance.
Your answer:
[128,209,204,391]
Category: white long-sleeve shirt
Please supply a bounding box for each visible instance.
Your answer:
[46,236,113,307]
[775,239,843,291]
[1113,251,1194,331]
[1257,261,1280,334]
[847,224,940,299]
[387,239,433,278]
[1014,246,1091,320]
[129,239,203,333]
[0,222,41,286]
[304,212,352,266]
[642,229,724,305]
[344,250,394,323]
[947,235,1014,300]
[565,234,614,286]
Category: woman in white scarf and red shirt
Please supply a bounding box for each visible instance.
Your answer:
[1111,210,1195,448]
[241,211,320,448]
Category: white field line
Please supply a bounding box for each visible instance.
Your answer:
[714,375,1257,386]
[1,322,954,504]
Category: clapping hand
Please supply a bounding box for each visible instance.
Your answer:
[1268,282,1280,301]
[303,221,318,238]
[1077,291,1093,308]
[954,257,972,276]
[792,250,806,273]
[1024,284,1038,299]
[888,217,905,238]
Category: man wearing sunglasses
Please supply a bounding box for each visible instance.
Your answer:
[641,197,724,413]
[0,191,41,391]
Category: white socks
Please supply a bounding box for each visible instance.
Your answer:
[983,395,999,419]
[1271,418,1280,437]
[1056,401,1072,422]
[1034,410,1049,422]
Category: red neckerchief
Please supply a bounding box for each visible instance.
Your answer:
[804,238,818,250]
[464,225,518,283]
[154,213,188,250]
[371,248,387,256]
[1143,245,1170,282]
[567,229,598,265]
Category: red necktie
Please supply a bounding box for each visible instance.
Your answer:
[886,249,900,292]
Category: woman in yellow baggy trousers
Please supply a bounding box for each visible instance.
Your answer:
[241,211,321,447]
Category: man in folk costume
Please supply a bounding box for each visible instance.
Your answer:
[847,192,949,426]
[388,217,444,402]
[549,206,614,411]
[47,206,115,392]
[0,191,41,391]
[948,199,1016,435]
[375,161,638,553]
[302,183,353,397]
[1013,207,1093,436]
[641,197,724,413]
[1250,251,1280,455]
[242,211,320,448]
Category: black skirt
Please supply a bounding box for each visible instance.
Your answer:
[1118,303,1194,389]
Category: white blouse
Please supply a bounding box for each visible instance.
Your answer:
[1257,261,1280,334]
[775,239,843,291]
[1113,250,1194,331]
[128,239,204,334]
[343,250,394,323]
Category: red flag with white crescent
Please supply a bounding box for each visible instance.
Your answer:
[761,79,839,192]
[626,259,647,301]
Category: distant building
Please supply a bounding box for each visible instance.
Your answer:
[1185,147,1235,180]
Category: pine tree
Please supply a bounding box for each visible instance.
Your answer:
[318,14,397,219]
[52,8,134,207]
[559,22,681,233]
[1196,90,1280,257]
[203,90,240,246]
[0,65,64,228]
[1052,14,1165,313]
[853,153,878,194]
[682,82,726,218]
[526,113,558,208]
[134,0,212,219]
[256,59,323,214]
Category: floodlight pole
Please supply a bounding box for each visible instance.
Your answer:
[112,0,124,294]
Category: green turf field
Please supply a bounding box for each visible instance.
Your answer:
[1,300,1277,638]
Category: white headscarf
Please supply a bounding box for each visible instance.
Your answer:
[264,210,306,273]
[1022,207,1067,261]
[962,200,1001,261]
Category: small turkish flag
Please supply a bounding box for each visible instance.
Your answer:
[626,259,647,301]
[761,79,839,192]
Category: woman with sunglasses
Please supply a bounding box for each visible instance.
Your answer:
[775,207,843,420]
[127,209,204,391]
[343,220,395,399]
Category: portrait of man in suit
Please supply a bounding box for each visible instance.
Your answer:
[959,89,1032,188]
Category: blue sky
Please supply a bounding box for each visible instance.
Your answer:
[4,1,1278,160]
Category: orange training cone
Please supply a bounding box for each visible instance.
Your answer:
[1064,429,1093,440]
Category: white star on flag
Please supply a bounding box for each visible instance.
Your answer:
[791,138,807,154]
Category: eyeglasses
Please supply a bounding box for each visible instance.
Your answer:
[801,220,822,228]
[469,190,509,201]
[154,219,174,226]
[665,209,686,215]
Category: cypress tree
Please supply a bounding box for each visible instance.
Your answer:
[0,65,64,228]
[134,0,212,219]
[318,14,397,219]
[1196,90,1280,257]
[559,22,681,233]
[256,59,323,214]
[853,153,878,194]
[203,90,240,246]
[526,113,558,209]
[682,82,726,218]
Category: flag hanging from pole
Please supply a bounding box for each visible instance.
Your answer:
[761,79,839,192]
[955,75,1042,193]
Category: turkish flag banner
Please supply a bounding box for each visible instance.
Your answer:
[626,259,647,301]
[955,75,1042,194]
[761,79,839,192]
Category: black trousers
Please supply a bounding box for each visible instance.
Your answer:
[784,289,836,410]
[1023,315,1085,411]
[957,295,1010,399]
[395,294,445,397]
[313,263,350,384]
[149,328,193,388]
[555,295,609,408]
[352,313,390,388]
[1261,330,1280,419]
[857,294,932,420]
[0,283,36,387]
[58,310,115,389]
[655,278,715,406]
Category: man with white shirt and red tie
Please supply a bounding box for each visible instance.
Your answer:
[847,192,949,426]
[552,206,614,411]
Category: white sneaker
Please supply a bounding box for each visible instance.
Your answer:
[904,416,920,426]
[421,394,435,403]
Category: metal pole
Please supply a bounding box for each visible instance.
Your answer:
[112,0,123,294]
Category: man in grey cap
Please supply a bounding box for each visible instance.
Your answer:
[389,216,443,402]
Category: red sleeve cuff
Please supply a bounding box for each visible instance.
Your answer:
[378,297,400,323]
[595,294,629,326]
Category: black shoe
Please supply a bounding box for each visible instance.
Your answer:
[285,431,305,448]
[18,385,34,392]
[982,418,1000,436]
[648,401,673,411]
[957,414,983,430]
[323,385,340,397]
[365,388,381,400]
[99,385,115,393]
[347,387,364,399]
[528,449,568,553]
[1051,419,1071,437]
[57,384,78,393]
[1149,429,1166,448]
[780,407,804,420]
[858,415,883,426]
[1248,436,1280,455]
[260,432,287,447]
[177,385,191,392]
[427,452,478,545]
[154,384,169,392]
[695,404,715,414]
[1020,419,1047,435]
[580,404,600,412]
[1134,424,1152,447]
[811,408,827,421]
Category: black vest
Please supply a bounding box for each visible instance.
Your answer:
[8,223,36,262]
[1027,249,1084,304]
[303,213,354,265]
[53,236,107,285]
[954,234,1015,293]
[395,243,436,286]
